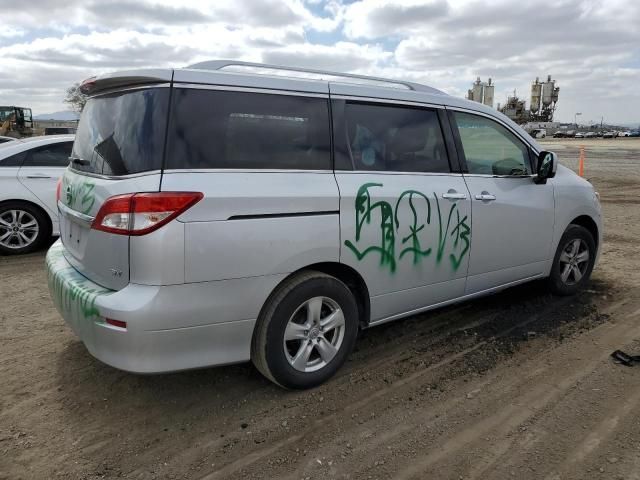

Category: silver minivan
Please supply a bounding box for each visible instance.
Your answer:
[46,61,602,389]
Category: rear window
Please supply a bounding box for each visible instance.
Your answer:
[71,88,169,175]
[165,89,331,170]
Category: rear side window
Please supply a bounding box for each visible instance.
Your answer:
[452,112,531,175]
[166,89,331,170]
[72,88,169,175]
[24,142,73,167]
[0,151,26,166]
[336,102,450,173]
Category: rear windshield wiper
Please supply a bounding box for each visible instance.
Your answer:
[69,156,89,166]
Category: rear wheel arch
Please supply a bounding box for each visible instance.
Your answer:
[302,262,370,328]
[255,262,370,336]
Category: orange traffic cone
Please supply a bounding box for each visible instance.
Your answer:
[578,146,585,177]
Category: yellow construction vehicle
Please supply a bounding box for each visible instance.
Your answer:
[0,106,34,138]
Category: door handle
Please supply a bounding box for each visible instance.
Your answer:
[442,192,467,200]
[475,193,497,201]
[26,174,52,179]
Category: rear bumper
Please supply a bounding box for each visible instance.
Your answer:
[46,240,279,373]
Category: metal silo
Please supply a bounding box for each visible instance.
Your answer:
[483,78,494,108]
[542,75,555,107]
[472,77,484,103]
[530,77,542,114]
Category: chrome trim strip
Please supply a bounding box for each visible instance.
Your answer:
[160,168,462,176]
[330,94,444,109]
[161,168,334,174]
[462,173,537,179]
[335,170,462,177]
[58,201,95,226]
[67,168,163,180]
[172,83,329,98]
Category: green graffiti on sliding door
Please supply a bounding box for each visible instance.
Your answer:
[344,183,397,272]
[344,183,471,273]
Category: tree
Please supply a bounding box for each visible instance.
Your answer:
[63,83,88,113]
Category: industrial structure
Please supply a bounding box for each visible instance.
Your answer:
[466,77,494,108]
[467,75,560,125]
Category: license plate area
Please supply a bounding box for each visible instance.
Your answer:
[60,209,91,260]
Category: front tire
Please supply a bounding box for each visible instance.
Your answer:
[0,202,50,255]
[251,271,359,389]
[548,224,596,295]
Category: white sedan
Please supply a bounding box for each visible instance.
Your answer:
[0,135,74,254]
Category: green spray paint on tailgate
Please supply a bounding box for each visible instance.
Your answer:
[344,183,471,273]
[61,173,96,215]
[46,242,113,322]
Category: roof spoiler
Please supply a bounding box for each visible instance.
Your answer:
[80,69,173,95]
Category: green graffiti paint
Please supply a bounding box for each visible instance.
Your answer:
[344,183,397,272]
[395,190,432,264]
[46,241,113,323]
[344,183,472,273]
[62,174,96,215]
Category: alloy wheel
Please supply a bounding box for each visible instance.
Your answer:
[559,238,590,286]
[283,296,346,373]
[0,209,39,250]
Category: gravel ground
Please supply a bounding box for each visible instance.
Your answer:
[1,138,640,480]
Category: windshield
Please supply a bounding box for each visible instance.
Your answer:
[71,88,169,175]
[0,107,15,121]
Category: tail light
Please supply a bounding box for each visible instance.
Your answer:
[92,192,203,236]
[56,177,63,203]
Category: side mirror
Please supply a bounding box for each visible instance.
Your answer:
[535,151,557,183]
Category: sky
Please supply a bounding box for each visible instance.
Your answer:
[1,0,639,125]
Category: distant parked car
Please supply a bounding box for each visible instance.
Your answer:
[0,135,74,254]
[552,131,565,138]
[530,128,546,138]
[629,131,640,137]
[618,131,630,137]
[574,132,585,138]
[0,136,18,145]
[565,130,576,138]
[602,131,615,138]
[584,132,597,138]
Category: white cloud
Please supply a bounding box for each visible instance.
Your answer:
[0,0,638,124]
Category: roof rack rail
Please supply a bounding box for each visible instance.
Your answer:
[186,60,442,94]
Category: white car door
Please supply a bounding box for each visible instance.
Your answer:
[17,141,73,217]
[333,99,472,323]
[448,110,555,294]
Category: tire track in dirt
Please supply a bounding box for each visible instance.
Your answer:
[382,303,640,479]
[195,292,611,480]
[312,299,631,480]
[542,382,640,480]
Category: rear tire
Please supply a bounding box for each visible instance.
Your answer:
[251,271,359,389]
[0,202,50,255]
[548,224,596,296]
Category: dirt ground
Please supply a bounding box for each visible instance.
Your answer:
[2,138,640,480]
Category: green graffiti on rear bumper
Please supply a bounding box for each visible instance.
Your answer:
[46,242,113,322]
